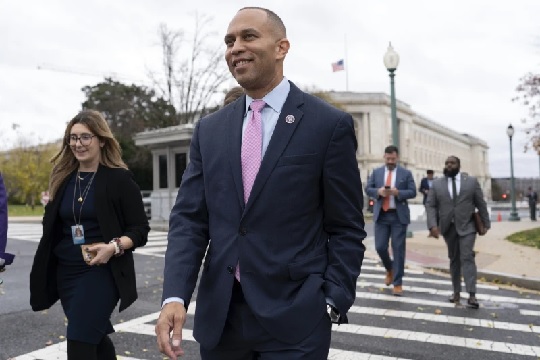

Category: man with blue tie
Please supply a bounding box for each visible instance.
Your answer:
[366,145,416,296]
[155,7,366,360]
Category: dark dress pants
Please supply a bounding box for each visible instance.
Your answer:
[200,280,332,360]
[374,211,407,286]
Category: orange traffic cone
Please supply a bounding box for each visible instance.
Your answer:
[497,212,502,222]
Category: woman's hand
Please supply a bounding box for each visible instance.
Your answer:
[86,243,116,266]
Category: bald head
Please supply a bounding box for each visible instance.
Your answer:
[238,7,286,39]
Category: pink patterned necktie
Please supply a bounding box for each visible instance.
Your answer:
[236,99,265,281]
[241,99,266,203]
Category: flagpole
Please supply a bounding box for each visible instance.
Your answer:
[344,34,349,91]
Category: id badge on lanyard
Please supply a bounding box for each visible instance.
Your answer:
[71,224,85,245]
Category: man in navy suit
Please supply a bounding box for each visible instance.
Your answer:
[155,7,366,360]
[366,146,416,296]
[0,172,14,274]
[419,169,435,236]
[419,169,434,205]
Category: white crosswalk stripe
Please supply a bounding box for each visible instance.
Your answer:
[10,223,540,359]
[7,223,170,257]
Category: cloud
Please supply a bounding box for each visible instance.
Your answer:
[0,0,539,177]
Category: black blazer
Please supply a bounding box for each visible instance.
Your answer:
[30,165,150,312]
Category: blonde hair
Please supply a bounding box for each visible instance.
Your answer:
[49,110,128,199]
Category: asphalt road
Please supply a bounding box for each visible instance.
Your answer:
[1,221,539,360]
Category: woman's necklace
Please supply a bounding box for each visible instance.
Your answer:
[77,171,91,181]
[76,172,96,203]
[71,170,97,245]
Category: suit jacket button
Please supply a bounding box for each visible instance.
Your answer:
[239,227,247,236]
[227,266,234,274]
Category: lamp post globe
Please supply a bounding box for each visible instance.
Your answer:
[507,124,520,221]
[384,43,400,149]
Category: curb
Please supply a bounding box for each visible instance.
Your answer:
[427,266,540,292]
[8,217,42,224]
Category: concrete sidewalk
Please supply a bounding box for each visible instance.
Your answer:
[404,219,540,291]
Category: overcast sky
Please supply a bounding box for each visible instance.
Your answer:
[1,0,539,178]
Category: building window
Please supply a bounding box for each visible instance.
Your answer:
[159,154,168,189]
[175,153,187,188]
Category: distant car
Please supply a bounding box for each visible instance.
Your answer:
[141,191,151,220]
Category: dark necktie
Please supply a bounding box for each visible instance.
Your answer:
[451,177,457,205]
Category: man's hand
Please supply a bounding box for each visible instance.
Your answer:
[378,187,392,197]
[156,302,187,359]
[429,226,440,239]
[478,228,488,236]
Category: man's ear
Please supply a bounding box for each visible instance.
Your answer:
[276,38,290,60]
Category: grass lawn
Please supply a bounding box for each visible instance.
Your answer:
[8,204,45,217]
[506,227,540,249]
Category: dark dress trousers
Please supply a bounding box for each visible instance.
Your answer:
[163,82,367,350]
[30,166,150,314]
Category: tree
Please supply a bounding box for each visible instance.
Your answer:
[1,139,59,208]
[82,78,177,138]
[81,78,177,189]
[513,72,540,152]
[148,14,231,124]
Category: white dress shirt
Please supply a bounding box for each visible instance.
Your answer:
[446,172,461,199]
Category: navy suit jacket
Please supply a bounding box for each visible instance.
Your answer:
[419,177,431,205]
[0,173,14,264]
[163,82,366,348]
[365,165,416,225]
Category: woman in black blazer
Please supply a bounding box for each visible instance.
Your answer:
[30,110,150,360]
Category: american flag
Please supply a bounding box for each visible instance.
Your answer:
[331,59,345,72]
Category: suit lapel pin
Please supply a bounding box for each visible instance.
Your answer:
[285,115,295,124]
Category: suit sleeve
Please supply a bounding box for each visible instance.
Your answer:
[425,182,438,229]
[322,114,367,317]
[473,179,491,230]
[162,121,209,306]
[117,171,150,249]
[397,170,417,200]
[365,170,380,199]
[0,174,7,252]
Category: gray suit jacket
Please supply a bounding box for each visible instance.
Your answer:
[426,173,490,236]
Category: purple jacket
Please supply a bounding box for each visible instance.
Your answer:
[0,173,14,264]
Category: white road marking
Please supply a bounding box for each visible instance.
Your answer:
[348,306,538,333]
[331,323,540,357]
[359,273,499,290]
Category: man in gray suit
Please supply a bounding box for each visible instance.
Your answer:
[366,145,416,296]
[426,156,490,308]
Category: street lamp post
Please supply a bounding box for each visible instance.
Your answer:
[384,43,412,237]
[507,124,520,221]
[384,43,400,148]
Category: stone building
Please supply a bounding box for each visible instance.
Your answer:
[134,91,491,221]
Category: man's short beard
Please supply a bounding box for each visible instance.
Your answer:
[443,167,459,178]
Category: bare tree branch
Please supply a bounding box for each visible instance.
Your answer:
[151,13,231,124]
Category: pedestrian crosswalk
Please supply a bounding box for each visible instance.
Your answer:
[7,223,169,258]
[8,224,540,359]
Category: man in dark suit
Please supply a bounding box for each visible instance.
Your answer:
[419,169,435,236]
[526,186,538,221]
[0,172,14,274]
[419,169,434,205]
[426,156,490,308]
[155,7,366,360]
[365,146,416,296]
